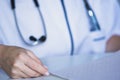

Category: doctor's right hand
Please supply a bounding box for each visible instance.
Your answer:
[0,45,49,79]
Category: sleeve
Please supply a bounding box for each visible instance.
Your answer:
[97,0,120,40]
[107,0,120,38]
[106,0,120,40]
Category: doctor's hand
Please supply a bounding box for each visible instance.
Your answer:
[0,45,49,79]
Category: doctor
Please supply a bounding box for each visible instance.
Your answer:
[0,0,120,79]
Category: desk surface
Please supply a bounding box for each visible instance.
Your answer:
[0,52,120,80]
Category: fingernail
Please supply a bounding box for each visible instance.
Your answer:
[44,65,48,69]
[45,72,50,76]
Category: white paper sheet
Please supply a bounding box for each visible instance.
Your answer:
[52,53,120,80]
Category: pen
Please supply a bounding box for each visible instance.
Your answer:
[50,72,69,80]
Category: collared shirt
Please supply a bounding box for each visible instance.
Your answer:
[0,0,120,58]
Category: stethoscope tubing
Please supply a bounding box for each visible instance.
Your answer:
[61,0,75,56]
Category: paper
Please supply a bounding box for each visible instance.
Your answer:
[52,53,120,80]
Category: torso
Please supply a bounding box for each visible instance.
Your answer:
[0,0,118,57]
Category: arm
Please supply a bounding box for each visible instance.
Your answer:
[0,45,4,68]
[106,35,120,52]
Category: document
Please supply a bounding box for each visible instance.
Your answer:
[51,53,120,80]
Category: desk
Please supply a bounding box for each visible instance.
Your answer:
[0,53,120,80]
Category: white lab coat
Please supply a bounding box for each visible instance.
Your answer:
[0,0,120,58]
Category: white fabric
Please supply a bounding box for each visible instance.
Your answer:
[0,0,120,58]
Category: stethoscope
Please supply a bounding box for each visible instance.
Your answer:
[11,0,102,55]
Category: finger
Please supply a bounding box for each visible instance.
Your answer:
[14,71,28,78]
[26,50,42,65]
[19,62,41,77]
[26,51,48,70]
[23,55,49,76]
[10,68,28,79]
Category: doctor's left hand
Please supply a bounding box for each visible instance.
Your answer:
[0,45,49,79]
